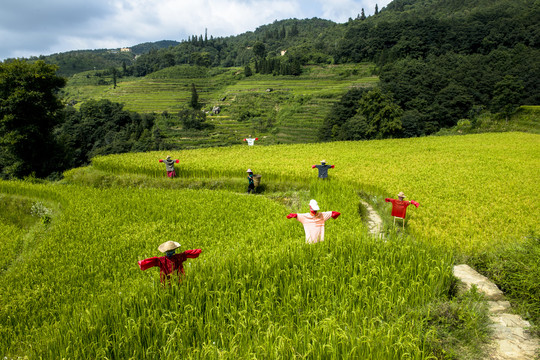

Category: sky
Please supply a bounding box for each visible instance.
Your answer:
[0,0,392,61]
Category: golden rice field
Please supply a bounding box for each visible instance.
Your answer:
[91,132,539,254]
[0,132,537,359]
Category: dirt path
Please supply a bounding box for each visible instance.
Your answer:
[361,200,539,360]
[359,200,383,237]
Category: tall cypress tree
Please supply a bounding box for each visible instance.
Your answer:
[190,83,200,110]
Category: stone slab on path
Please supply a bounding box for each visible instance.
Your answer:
[453,264,539,360]
[453,264,505,300]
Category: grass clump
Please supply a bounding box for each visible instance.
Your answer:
[421,287,492,359]
[468,234,540,337]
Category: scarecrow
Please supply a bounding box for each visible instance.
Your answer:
[243,135,258,146]
[385,192,420,229]
[138,241,201,283]
[312,160,334,179]
[159,155,180,178]
[287,199,340,243]
[246,169,255,194]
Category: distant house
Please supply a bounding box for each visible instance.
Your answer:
[121,47,132,52]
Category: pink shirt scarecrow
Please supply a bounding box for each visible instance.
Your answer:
[287,199,340,243]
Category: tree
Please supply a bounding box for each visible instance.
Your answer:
[244,65,253,77]
[56,99,158,169]
[191,52,211,67]
[435,83,474,128]
[289,22,299,37]
[253,42,266,59]
[356,87,403,139]
[190,83,201,110]
[375,4,379,15]
[111,67,118,88]
[491,75,524,122]
[0,60,66,179]
[179,109,213,130]
[361,8,366,20]
[318,87,368,141]
[400,110,424,137]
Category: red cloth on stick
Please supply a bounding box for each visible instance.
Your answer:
[138,249,201,283]
[385,198,419,218]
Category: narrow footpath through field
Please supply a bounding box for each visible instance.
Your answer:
[361,200,540,360]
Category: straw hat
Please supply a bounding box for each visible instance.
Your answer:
[246,169,252,173]
[166,155,171,160]
[397,192,406,198]
[158,241,181,253]
[309,199,320,211]
[321,160,326,163]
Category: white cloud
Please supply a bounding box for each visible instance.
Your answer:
[318,0,363,22]
[0,0,392,60]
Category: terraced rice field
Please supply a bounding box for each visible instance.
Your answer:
[63,64,378,146]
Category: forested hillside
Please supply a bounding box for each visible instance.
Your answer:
[19,40,180,77]
[56,0,539,138]
[327,0,539,137]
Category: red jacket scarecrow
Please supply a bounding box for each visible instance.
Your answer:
[385,192,419,219]
[138,241,201,283]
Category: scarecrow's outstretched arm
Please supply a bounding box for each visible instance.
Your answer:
[286,213,298,219]
[331,211,341,219]
[411,200,420,208]
[183,249,202,258]
[138,257,159,270]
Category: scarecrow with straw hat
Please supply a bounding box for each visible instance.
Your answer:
[159,155,180,178]
[385,192,420,229]
[138,241,201,283]
[312,160,334,179]
[287,199,340,244]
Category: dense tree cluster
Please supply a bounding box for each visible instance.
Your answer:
[0,61,168,179]
[57,100,163,171]
[0,60,66,178]
[319,87,403,141]
[379,46,537,135]
[254,57,302,76]
[124,18,335,76]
